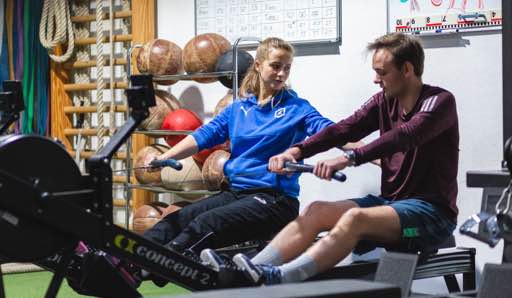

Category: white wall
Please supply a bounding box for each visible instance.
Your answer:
[156,0,503,293]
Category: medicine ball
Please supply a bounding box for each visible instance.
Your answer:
[213,91,234,117]
[192,148,214,166]
[134,144,170,185]
[192,142,230,165]
[215,49,254,89]
[161,203,182,218]
[161,109,203,146]
[202,150,230,190]
[139,89,181,130]
[161,157,207,191]
[132,202,168,234]
[136,38,184,85]
[182,33,231,83]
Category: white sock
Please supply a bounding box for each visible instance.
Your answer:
[251,244,284,265]
[279,254,317,283]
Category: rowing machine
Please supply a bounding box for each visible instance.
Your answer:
[0,75,250,298]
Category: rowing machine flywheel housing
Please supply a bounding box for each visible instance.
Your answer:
[0,135,86,261]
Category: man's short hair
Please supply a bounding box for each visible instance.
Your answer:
[367,33,425,78]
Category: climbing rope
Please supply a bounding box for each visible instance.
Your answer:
[71,0,91,171]
[109,0,116,135]
[96,0,107,150]
[39,0,75,63]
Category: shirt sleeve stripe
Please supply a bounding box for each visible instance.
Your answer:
[426,96,438,112]
[420,96,432,112]
[420,95,439,112]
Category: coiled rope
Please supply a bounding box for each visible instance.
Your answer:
[39,0,74,63]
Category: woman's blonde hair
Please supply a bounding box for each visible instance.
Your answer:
[239,37,294,99]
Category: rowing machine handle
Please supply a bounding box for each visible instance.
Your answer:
[284,162,347,182]
[150,159,183,170]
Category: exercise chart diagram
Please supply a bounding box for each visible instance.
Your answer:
[195,0,341,44]
[388,0,502,34]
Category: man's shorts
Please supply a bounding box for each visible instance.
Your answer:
[350,194,456,254]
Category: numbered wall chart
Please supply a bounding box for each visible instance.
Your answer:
[388,0,502,33]
[195,0,341,44]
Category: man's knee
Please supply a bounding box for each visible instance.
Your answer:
[302,201,331,217]
[332,208,366,235]
[299,201,333,227]
[333,206,401,244]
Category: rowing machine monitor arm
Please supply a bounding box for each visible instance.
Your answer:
[86,75,155,222]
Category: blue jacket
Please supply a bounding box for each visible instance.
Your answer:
[192,89,333,198]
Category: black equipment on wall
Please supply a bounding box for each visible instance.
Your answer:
[0,81,24,135]
[462,136,512,262]
[503,0,512,169]
[505,137,512,174]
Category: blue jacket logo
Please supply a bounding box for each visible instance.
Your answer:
[275,107,286,118]
[240,105,253,116]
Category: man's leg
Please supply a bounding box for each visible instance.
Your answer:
[237,205,402,284]
[251,200,358,265]
[305,205,401,273]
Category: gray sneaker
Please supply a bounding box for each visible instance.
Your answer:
[232,253,282,285]
[200,249,225,271]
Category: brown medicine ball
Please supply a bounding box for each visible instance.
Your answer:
[139,89,181,130]
[134,144,170,185]
[132,203,167,234]
[213,91,234,117]
[136,39,184,85]
[182,33,231,83]
[202,150,230,190]
[161,157,207,191]
[161,203,182,218]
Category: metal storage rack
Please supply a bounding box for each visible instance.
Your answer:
[123,36,260,222]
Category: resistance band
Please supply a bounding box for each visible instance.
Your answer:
[13,0,23,133]
[22,0,33,134]
[21,0,49,135]
[34,0,49,135]
[0,0,8,83]
[6,0,14,80]
[0,0,4,59]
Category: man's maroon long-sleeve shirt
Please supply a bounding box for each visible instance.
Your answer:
[297,85,459,222]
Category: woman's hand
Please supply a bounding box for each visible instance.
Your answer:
[268,147,301,174]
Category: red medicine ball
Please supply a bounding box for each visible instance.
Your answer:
[161,109,203,146]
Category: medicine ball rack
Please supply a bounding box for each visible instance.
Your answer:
[123,36,260,206]
[0,75,253,298]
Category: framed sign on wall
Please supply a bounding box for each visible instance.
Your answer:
[387,0,502,34]
[195,0,341,45]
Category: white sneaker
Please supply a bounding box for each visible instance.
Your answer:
[232,253,282,285]
[200,248,225,271]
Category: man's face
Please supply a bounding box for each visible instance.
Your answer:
[372,49,406,99]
